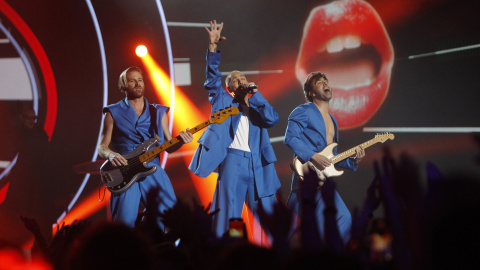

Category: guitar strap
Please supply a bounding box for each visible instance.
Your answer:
[149,104,160,141]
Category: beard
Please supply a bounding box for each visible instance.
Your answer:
[126,87,144,99]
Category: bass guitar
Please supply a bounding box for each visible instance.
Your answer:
[100,107,239,193]
[291,133,394,182]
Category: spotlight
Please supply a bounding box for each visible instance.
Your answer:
[136,45,148,57]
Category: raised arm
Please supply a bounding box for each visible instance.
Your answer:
[205,20,226,53]
[98,112,128,166]
[204,20,227,103]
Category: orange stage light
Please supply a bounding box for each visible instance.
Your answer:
[139,53,217,207]
[53,191,110,235]
[242,204,272,247]
[136,45,148,57]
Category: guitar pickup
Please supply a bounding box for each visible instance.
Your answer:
[102,173,114,184]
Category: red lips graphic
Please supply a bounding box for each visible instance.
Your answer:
[296,0,394,129]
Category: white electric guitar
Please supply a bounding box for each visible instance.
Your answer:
[291,133,395,182]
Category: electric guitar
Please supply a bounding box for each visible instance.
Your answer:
[100,107,239,193]
[291,133,394,182]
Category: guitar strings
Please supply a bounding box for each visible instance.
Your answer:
[108,110,236,191]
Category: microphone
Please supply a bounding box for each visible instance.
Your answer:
[247,84,258,90]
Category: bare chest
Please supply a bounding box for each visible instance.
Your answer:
[322,114,335,144]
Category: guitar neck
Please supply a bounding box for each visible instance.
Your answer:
[331,137,381,164]
[138,119,212,163]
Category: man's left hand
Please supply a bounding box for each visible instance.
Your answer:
[179,128,194,144]
[354,146,365,164]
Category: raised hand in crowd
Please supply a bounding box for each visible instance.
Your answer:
[133,186,166,246]
[257,191,294,259]
[160,198,218,245]
[374,155,412,270]
[299,166,323,252]
[20,216,48,252]
[320,178,343,254]
[348,171,381,260]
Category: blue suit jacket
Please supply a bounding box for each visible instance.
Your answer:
[284,102,357,173]
[189,50,281,198]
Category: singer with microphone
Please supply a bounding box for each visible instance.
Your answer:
[189,20,281,243]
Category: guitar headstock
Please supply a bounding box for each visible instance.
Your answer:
[210,107,240,124]
[375,132,395,142]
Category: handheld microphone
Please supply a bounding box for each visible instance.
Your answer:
[247,84,258,90]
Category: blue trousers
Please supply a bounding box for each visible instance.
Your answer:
[110,165,176,231]
[211,148,276,241]
[287,181,352,245]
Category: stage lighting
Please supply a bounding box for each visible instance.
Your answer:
[135,45,148,57]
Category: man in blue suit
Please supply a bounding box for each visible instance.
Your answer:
[284,71,365,246]
[189,20,281,242]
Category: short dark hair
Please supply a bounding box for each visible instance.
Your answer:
[303,71,327,102]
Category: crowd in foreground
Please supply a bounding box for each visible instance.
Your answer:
[1,144,480,270]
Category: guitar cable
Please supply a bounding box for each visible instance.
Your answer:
[98,180,107,202]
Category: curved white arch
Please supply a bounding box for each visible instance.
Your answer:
[155,0,175,168]
[55,0,175,224]
[0,21,39,182]
[54,0,109,224]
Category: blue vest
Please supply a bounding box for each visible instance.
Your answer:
[104,98,169,164]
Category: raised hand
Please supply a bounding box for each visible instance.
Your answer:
[320,178,344,253]
[320,178,336,209]
[20,216,48,251]
[205,20,226,52]
[20,215,41,233]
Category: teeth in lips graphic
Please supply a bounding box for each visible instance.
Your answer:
[296,0,394,129]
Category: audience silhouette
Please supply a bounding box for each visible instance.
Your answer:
[2,138,480,270]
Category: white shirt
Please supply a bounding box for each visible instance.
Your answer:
[229,104,251,152]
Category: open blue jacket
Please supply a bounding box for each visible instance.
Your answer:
[284,103,358,190]
[189,50,281,198]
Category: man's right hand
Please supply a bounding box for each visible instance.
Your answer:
[310,153,332,171]
[205,20,226,52]
[108,152,128,167]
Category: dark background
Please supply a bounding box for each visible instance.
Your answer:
[1,0,479,245]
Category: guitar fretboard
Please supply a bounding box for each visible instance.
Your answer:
[331,137,382,164]
[138,120,211,163]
